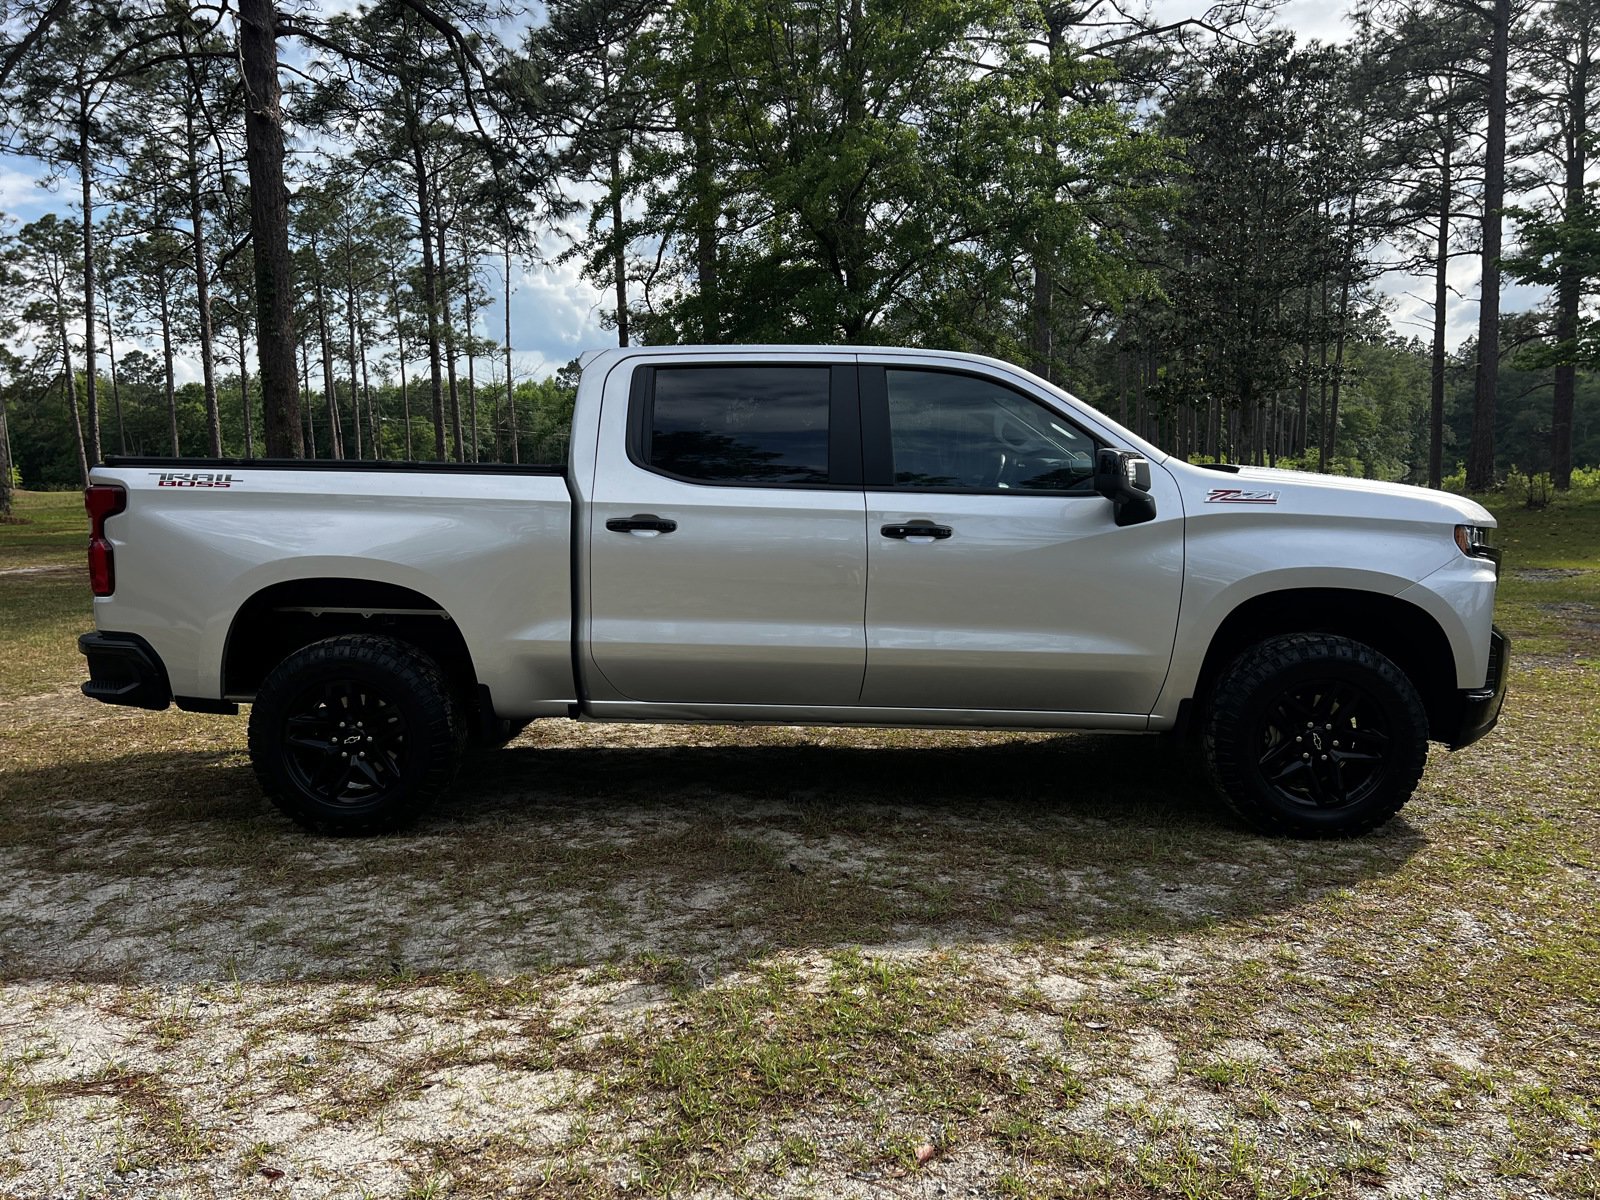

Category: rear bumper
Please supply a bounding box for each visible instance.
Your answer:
[79,631,171,710]
[1445,625,1509,750]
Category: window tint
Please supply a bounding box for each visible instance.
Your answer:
[649,366,831,484]
[885,369,1096,492]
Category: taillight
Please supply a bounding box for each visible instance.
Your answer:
[85,484,126,597]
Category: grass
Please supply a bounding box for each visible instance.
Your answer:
[0,483,1597,1197]
[0,489,86,570]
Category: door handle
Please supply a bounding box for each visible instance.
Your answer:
[606,515,678,535]
[881,523,952,541]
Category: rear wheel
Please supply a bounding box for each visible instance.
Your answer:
[1203,633,1428,837]
[248,634,464,834]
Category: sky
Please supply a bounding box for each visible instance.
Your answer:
[0,0,1548,388]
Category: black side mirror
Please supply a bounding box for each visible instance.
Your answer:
[1094,449,1157,527]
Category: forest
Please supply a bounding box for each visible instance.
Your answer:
[0,0,1597,511]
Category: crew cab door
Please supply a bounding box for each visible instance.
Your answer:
[858,364,1183,715]
[584,357,867,706]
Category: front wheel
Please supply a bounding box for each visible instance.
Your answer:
[248,634,465,834]
[1203,633,1429,837]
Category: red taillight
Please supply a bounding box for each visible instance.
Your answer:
[85,484,126,597]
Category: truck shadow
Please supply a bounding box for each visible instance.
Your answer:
[0,730,1425,983]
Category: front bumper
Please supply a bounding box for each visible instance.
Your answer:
[79,631,172,710]
[1446,625,1509,750]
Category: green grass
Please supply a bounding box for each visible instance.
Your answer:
[0,490,95,700]
[1475,488,1600,659]
[0,488,87,569]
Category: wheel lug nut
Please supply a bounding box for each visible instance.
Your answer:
[1302,753,1310,760]
[1296,736,1302,743]
[1320,755,1328,761]
[340,751,348,758]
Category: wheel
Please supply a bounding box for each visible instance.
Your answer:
[248,634,465,834]
[1202,633,1428,837]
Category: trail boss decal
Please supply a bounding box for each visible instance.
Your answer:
[1205,487,1279,504]
[153,471,238,488]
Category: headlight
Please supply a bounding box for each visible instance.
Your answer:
[1454,525,1500,572]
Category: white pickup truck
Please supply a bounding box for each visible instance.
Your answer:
[79,345,1507,837]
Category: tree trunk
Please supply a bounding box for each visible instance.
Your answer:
[437,219,464,462]
[390,268,413,459]
[1028,11,1065,381]
[1467,0,1511,491]
[691,77,718,342]
[59,313,89,485]
[238,319,254,458]
[101,286,126,454]
[1298,287,1311,459]
[1429,117,1452,490]
[462,229,477,462]
[504,242,517,463]
[1317,231,1330,472]
[239,0,303,457]
[1324,203,1359,470]
[604,55,630,347]
[0,391,12,516]
[409,118,447,460]
[315,275,343,459]
[185,99,222,456]
[300,336,316,457]
[1551,22,1588,490]
[360,320,377,458]
[159,273,179,456]
[345,254,364,459]
[76,104,101,469]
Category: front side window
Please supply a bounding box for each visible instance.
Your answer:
[885,369,1096,492]
[648,366,831,485]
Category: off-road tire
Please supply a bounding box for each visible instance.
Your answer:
[248,634,465,834]
[1203,633,1429,838]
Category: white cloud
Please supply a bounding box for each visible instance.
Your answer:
[0,157,62,218]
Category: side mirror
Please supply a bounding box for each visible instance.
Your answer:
[1094,449,1157,527]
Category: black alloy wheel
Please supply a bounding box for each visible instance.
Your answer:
[281,679,411,807]
[1203,633,1429,837]
[1253,677,1392,811]
[248,634,464,834]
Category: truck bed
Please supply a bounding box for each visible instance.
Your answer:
[88,457,576,717]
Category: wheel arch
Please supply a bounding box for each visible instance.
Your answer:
[222,577,479,706]
[1190,587,1459,742]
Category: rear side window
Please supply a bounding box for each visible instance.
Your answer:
[647,366,831,485]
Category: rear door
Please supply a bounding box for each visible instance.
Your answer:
[585,357,867,706]
[858,363,1183,715]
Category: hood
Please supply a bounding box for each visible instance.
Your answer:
[1176,464,1496,527]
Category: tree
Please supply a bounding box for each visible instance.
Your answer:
[12,214,89,483]
[1373,0,1485,487]
[1504,0,1600,489]
[238,0,302,456]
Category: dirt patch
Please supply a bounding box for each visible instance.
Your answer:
[1513,567,1592,581]
[0,563,79,577]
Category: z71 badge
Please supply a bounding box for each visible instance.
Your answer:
[152,471,237,488]
[1205,487,1279,504]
